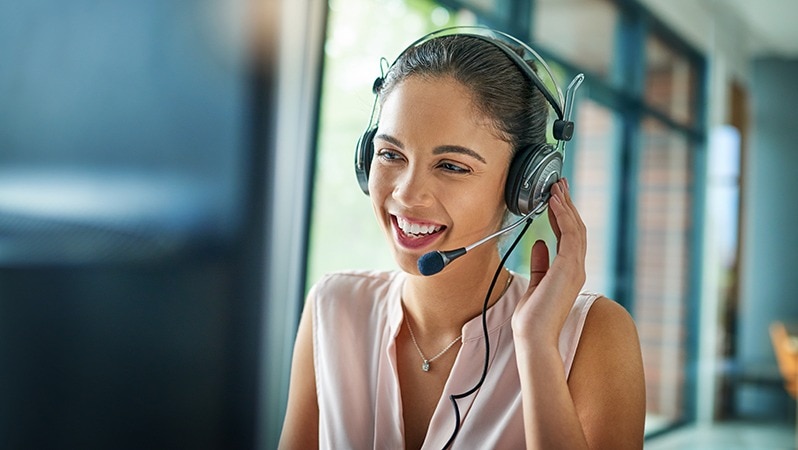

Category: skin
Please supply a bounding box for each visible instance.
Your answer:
[280,75,646,449]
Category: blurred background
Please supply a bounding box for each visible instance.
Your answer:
[1,0,796,449]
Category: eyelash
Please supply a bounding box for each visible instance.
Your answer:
[376,149,403,162]
[375,149,471,174]
[438,161,470,174]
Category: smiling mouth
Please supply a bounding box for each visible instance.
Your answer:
[394,216,446,238]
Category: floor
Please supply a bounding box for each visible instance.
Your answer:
[644,421,796,450]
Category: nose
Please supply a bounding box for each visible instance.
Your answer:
[393,166,434,208]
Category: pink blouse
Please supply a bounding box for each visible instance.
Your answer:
[309,270,599,449]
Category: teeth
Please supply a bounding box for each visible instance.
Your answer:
[396,217,442,236]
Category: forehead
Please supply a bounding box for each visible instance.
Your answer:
[377,76,506,148]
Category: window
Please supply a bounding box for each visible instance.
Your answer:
[307,0,464,286]
[571,100,621,295]
[533,0,706,434]
[635,117,694,429]
[645,35,700,127]
[533,0,620,83]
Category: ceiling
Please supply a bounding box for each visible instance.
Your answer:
[721,0,798,57]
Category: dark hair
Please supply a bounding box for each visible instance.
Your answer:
[378,34,548,154]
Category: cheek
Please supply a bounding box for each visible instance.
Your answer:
[487,175,512,224]
[367,167,396,222]
[456,178,508,225]
[367,165,389,198]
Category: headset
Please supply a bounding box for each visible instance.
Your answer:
[354,25,584,217]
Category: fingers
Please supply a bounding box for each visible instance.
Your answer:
[529,239,549,288]
[525,178,586,295]
[548,188,561,252]
[549,178,587,260]
[516,180,587,339]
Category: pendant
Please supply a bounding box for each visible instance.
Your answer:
[422,360,430,372]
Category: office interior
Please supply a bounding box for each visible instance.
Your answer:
[0,0,796,448]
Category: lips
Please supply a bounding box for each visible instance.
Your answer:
[391,215,446,250]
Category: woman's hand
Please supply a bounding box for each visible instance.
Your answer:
[511,179,645,449]
[511,178,587,348]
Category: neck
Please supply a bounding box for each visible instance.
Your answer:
[401,245,511,336]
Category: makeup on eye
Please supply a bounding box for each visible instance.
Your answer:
[373,133,488,166]
[437,161,471,174]
[375,148,473,175]
[376,148,403,162]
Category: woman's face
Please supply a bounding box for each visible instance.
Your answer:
[368,75,513,275]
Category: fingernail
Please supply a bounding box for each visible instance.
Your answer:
[564,177,570,190]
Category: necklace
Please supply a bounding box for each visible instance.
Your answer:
[403,271,514,372]
[405,312,461,372]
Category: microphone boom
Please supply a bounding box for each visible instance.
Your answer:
[416,207,545,276]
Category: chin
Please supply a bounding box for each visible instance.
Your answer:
[389,249,422,276]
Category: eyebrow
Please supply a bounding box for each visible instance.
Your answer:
[374,133,487,164]
[433,145,487,164]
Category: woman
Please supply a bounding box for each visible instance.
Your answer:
[280,28,645,449]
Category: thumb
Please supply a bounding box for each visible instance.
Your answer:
[529,239,550,288]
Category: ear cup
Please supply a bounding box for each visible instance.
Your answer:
[504,144,562,216]
[354,127,378,195]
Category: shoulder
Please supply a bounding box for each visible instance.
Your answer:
[308,269,403,322]
[311,269,398,290]
[581,296,638,343]
[569,294,644,393]
[309,269,400,301]
[558,293,642,379]
[568,297,646,446]
[571,295,640,361]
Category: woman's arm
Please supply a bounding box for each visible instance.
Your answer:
[512,179,645,449]
[278,298,319,449]
[568,297,646,448]
[515,297,645,450]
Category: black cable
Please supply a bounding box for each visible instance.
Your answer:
[441,217,534,449]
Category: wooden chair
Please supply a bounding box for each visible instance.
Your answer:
[769,321,798,447]
[770,321,798,399]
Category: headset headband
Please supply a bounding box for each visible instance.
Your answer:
[372,25,583,144]
[395,26,567,119]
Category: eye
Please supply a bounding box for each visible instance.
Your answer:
[438,161,471,174]
[376,149,403,162]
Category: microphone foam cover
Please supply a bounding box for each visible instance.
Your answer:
[418,251,445,276]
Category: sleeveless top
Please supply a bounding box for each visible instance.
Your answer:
[309,270,599,449]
